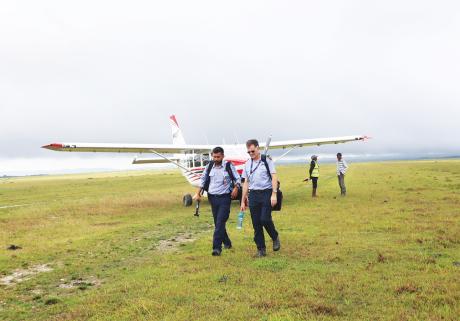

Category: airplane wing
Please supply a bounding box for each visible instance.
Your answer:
[132,157,181,164]
[261,135,369,150]
[42,135,368,154]
[42,143,212,154]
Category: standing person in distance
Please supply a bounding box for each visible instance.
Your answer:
[309,155,320,197]
[336,152,348,196]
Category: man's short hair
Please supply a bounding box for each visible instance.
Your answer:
[246,139,259,148]
[212,146,224,154]
[337,153,342,157]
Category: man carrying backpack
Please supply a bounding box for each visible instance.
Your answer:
[240,139,280,257]
[194,147,241,256]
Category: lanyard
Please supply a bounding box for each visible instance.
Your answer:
[248,159,262,180]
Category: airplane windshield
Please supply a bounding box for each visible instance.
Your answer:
[187,153,210,168]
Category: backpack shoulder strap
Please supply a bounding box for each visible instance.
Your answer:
[202,161,214,192]
[225,161,234,180]
[261,155,272,181]
[206,161,214,176]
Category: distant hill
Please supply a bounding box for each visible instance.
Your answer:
[1,174,48,179]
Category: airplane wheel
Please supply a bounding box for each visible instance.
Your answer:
[183,194,193,207]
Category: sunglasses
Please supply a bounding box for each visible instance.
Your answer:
[247,150,256,154]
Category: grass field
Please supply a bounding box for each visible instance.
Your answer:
[0,160,459,321]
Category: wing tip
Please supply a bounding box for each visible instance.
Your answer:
[41,143,63,150]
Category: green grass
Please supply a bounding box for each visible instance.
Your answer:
[0,160,459,320]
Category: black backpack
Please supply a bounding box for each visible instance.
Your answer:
[202,161,242,200]
[259,155,283,211]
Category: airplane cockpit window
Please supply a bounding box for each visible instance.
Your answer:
[202,154,210,166]
[193,155,201,167]
[187,154,210,168]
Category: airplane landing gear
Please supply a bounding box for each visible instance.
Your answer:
[183,194,193,207]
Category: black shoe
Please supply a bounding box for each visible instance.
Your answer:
[212,249,221,256]
[224,243,232,250]
[273,236,280,251]
[256,248,266,257]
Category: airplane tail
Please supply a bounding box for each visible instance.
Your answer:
[170,115,186,145]
[169,115,201,187]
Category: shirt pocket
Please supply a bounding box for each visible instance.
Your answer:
[208,171,217,184]
[223,172,231,185]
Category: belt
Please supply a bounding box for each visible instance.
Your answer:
[249,189,272,193]
[208,193,231,197]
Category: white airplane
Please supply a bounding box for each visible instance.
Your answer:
[42,115,368,206]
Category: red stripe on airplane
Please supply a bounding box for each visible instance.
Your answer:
[226,159,247,166]
[190,167,205,171]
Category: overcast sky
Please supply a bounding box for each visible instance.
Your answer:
[1,1,459,174]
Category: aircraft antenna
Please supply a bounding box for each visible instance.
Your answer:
[203,132,209,145]
[233,131,240,145]
[264,135,272,155]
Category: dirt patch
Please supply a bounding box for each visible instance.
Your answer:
[310,303,340,316]
[92,221,122,227]
[328,256,343,263]
[395,284,419,295]
[31,289,43,295]
[0,264,53,286]
[424,257,436,264]
[59,276,102,290]
[156,233,196,252]
[250,300,278,311]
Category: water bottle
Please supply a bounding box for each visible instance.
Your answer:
[237,211,245,229]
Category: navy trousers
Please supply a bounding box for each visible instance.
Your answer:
[208,194,232,251]
[249,189,279,250]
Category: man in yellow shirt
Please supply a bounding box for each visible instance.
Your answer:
[309,155,319,197]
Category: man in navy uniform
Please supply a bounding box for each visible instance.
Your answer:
[194,147,241,256]
[240,139,280,257]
